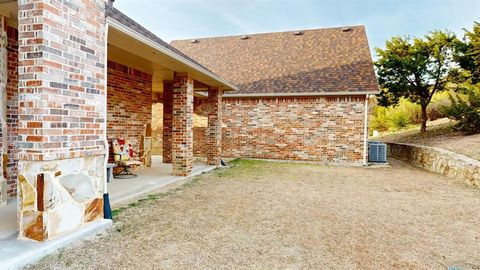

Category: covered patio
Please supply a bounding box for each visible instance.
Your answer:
[0,1,237,247]
[0,2,236,267]
[105,6,236,177]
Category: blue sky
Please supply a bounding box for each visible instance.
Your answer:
[114,0,480,58]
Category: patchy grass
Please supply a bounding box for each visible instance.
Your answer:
[112,172,209,218]
[377,118,480,160]
[26,159,480,270]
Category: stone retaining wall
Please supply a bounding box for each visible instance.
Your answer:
[386,142,480,187]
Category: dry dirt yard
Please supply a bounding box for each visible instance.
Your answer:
[27,159,480,270]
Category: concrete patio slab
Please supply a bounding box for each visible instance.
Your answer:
[0,199,17,241]
[109,156,217,206]
[0,219,112,270]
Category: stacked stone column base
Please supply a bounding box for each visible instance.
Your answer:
[17,156,105,241]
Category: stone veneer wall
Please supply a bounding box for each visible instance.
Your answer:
[107,60,152,152]
[17,0,107,241]
[222,96,366,163]
[386,142,480,187]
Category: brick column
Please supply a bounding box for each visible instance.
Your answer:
[0,16,7,206]
[172,74,193,176]
[162,81,173,163]
[17,0,107,241]
[206,87,222,165]
[6,21,19,200]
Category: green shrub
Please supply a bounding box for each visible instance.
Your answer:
[369,106,389,133]
[387,109,411,130]
[442,86,480,134]
[428,91,451,120]
[369,99,416,133]
[396,98,422,124]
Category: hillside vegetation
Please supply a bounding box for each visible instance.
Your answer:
[377,119,480,161]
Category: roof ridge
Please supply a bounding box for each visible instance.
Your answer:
[170,25,365,42]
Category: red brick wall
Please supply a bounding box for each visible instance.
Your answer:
[162,82,172,163]
[221,96,366,163]
[107,61,152,153]
[5,25,18,198]
[193,127,207,156]
[152,101,206,157]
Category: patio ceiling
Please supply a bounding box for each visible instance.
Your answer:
[107,18,238,94]
[0,0,17,27]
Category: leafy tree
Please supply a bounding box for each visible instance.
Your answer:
[453,22,480,84]
[375,31,457,132]
[443,21,480,134]
[443,86,480,134]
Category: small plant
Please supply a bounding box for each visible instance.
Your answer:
[443,86,480,134]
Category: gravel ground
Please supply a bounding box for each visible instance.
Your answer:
[27,159,480,270]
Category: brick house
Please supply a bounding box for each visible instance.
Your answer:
[0,0,377,244]
[172,26,378,163]
[0,1,234,242]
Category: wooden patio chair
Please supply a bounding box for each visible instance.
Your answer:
[112,138,144,179]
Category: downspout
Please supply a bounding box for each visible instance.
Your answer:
[103,22,112,219]
[363,94,369,166]
[103,23,109,194]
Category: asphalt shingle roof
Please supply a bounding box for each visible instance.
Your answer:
[171,26,378,95]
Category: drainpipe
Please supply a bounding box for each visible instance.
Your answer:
[103,24,112,219]
[363,94,369,166]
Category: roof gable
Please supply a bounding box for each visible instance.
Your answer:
[171,26,378,95]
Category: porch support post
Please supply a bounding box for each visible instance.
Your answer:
[16,0,107,241]
[172,73,193,176]
[0,15,7,206]
[162,81,173,163]
[206,87,222,166]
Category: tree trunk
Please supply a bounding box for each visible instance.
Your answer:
[420,105,428,132]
